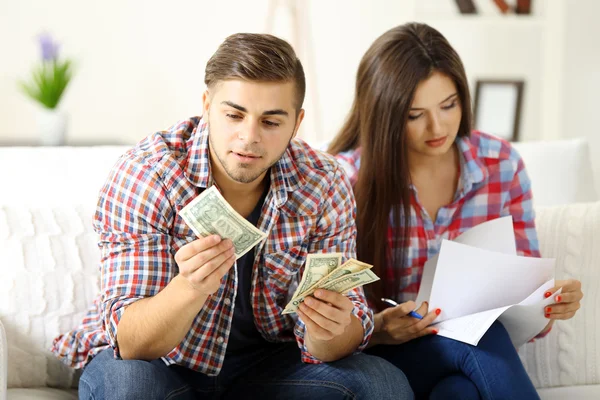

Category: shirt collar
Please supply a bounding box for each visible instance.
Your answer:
[184,117,211,189]
[184,116,304,207]
[456,134,488,194]
[407,135,488,196]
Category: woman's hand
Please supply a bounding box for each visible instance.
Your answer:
[544,279,583,320]
[538,279,583,336]
[372,301,440,345]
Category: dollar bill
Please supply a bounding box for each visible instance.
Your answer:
[312,258,372,289]
[292,253,342,299]
[282,268,379,314]
[179,186,268,259]
[321,268,379,293]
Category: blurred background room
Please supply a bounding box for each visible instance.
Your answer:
[1,1,597,163]
[0,0,597,168]
[1,2,600,399]
[2,0,600,202]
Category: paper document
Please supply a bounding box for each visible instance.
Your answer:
[415,216,556,347]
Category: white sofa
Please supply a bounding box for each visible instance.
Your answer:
[0,141,599,399]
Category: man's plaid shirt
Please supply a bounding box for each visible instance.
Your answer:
[52,116,373,375]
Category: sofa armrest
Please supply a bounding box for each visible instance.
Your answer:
[520,201,600,389]
[0,319,7,400]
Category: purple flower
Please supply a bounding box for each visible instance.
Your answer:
[38,33,60,61]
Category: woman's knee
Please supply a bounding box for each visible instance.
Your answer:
[430,374,481,400]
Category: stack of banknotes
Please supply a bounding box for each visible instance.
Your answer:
[180,186,380,315]
[282,253,379,314]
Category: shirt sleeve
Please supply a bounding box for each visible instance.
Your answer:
[503,149,541,258]
[293,164,374,363]
[528,321,554,343]
[93,154,176,358]
[333,150,360,187]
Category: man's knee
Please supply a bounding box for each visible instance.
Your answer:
[79,349,175,400]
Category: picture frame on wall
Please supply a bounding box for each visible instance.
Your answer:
[473,79,524,142]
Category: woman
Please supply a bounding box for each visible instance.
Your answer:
[328,23,583,399]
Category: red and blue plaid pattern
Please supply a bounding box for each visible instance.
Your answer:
[51,116,373,375]
[335,131,541,303]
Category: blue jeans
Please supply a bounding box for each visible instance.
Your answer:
[79,342,414,399]
[366,321,539,400]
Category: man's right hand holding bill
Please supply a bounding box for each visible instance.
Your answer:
[174,235,236,296]
[117,235,235,360]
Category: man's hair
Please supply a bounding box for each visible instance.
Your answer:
[205,33,306,112]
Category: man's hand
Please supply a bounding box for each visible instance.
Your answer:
[297,289,354,341]
[174,235,236,296]
[118,235,235,360]
[544,279,583,320]
[296,289,365,361]
[372,301,440,345]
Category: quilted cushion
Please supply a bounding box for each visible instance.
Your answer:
[0,205,99,388]
[519,201,600,389]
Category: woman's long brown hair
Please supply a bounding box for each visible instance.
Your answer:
[328,23,473,303]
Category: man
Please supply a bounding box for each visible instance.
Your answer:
[52,33,412,399]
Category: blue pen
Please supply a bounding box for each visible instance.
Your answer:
[381,298,424,319]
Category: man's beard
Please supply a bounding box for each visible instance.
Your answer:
[208,122,291,184]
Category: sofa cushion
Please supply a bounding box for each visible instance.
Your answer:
[512,139,597,207]
[7,388,77,400]
[0,146,129,207]
[0,205,99,389]
[538,385,600,400]
[0,146,128,390]
[520,201,600,389]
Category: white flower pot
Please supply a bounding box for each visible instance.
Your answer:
[36,107,67,146]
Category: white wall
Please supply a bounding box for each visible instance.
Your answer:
[562,0,600,194]
[1,0,276,145]
[418,18,545,142]
[0,0,413,146]
[1,0,598,187]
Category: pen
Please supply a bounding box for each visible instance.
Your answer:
[380,297,424,320]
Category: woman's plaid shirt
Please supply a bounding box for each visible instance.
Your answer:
[335,131,541,303]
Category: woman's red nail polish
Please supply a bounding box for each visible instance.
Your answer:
[556,295,562,302]
[435,308,441,316]
[546,307,552,313]
[545,313,550,318]
[432,329,438,335]
[544,291,552,298]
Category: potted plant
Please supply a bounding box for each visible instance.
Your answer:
[19,33,74,145]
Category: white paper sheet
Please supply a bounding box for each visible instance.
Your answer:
[416,216,516,305]
[428,240,554,321]
[434,306,509,345]
[434,279,560,346]
[415,254,438,306]
[412,216,556,347]
[452,215,517,254]
[498,283,561,346]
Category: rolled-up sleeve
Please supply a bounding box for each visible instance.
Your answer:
[93,154,176,358]
[294,165,374,363]
[504,150,541,258]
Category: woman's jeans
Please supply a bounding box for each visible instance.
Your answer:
[366,321,540,400]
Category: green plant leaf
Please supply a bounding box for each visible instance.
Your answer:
[18,56,74,109]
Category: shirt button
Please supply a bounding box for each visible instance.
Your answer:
[217,337,224,344]
[224,298,231,306]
